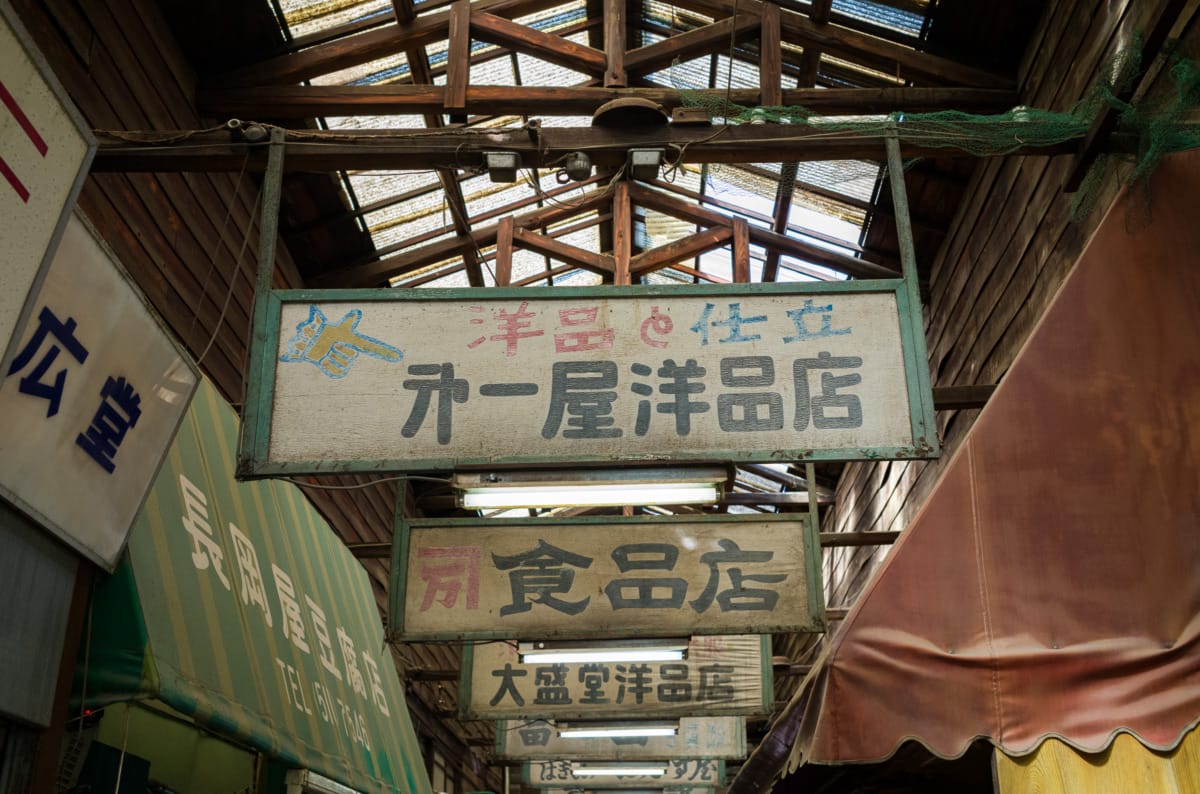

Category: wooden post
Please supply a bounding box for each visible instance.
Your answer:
[604,0,626,87]
[760,2,781,107]
[732,216,750,282]
[446,0,470,113]
[495,215,514,286]
[613,180,631,284]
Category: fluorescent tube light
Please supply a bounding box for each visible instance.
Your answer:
[460,483,718,509]
[519,639,688,665]
[571,764,667,777]
[558,721,678,739]
[454,466,727,509]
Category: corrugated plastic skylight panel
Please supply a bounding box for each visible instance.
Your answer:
[471,54,515,85]
[323,114,426,131]
[309,51,409,86]
[832,0,924,37]
[514,1,587,29]
[346,171,440,208]
[277,0,390,40]
[514,53,588,88]
[364,188,453,249]
[645,1,714,27]
[795,160,879,202]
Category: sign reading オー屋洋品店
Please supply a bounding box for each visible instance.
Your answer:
[239,283,937,475]
[391,515,822,641]
[460,635,771,721]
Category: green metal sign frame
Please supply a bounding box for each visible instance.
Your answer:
[389,512,824,642]
[237,278,937,477]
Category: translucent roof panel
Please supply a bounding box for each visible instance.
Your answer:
[277,0,391,41]
[832,0,926,38]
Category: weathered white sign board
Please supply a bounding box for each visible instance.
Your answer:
[0,2,95,377]
[496,717,746,760]
[393,515,822,640]
[243,284,937,474]
[0,214,199,568]
[540,788,713,794]
[461,635,770,720]
[524,760,723,789]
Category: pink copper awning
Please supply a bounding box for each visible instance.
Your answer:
[744,151,1200,783]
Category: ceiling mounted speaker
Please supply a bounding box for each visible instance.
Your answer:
[592,97,670,127]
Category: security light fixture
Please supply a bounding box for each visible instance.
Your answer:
[627,148,665,181]
[518,639,689,665]
[563,151,593,181]
[454,466,727,510]
[558,721,679,739]
[484,151,521,183]
[571,764,668,777]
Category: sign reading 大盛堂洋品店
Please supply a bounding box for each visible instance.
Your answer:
[237,281,937,476]
[389,514,823,641]
[460,635,771,721]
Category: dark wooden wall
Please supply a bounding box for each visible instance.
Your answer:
[797,0,1200,670]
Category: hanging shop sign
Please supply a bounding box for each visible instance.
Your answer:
[0,2,95,376]
[523,760,723,789]
[391,514,823,641]
[496,716,746,761]
[0,213,198,569]
[460,635,771,721]
[239,282,938,476]
[78,377,433,794]
[540,789,713,794]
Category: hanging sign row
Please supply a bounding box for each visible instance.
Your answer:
[391,514,823,641]
[523,759,724,789]
[239,283,938,476]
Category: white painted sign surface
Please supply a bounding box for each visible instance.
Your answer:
[496,717,746,760]
[525,760,723,788]
[0,3,94,376]
[463,635,769,720]
[0,214,198,569]
[397,516,819,639]
[262,287,919,470]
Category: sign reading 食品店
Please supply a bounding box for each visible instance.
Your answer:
[524,759,723,789]
[460,635,771,721]
[496,716,746,760]
[0,2,95,377]
[0,213,198,569]
[239,283,937,475]
[391,514,822,641]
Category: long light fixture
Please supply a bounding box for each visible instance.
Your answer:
[571,763,668,777]
[518,638,689,665]
[558,721,678,739]
[454,466,727,510]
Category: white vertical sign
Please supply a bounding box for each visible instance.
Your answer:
[0,213,198,568]
[0,2,95,375]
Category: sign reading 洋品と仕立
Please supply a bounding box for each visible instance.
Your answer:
[391,514,822,641]
[0,213,197,569]
[0,2,95,377]
[461,635,771,721]
[496,716,746,760]
[240,283,937,475]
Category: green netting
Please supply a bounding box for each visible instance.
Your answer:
[678,34,1200,221]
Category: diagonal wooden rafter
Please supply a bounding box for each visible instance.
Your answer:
[217,0,1010,90]
[624,13,762,75]
[472,11,608,76]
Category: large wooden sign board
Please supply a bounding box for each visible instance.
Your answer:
[239,282,937,475]
[496,717,746,761]
[391,514,822,641]
[460,635,771,721]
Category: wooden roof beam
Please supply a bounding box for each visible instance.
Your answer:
[624,13,762,76]
[666,0,1013,88]
[216,0,569,86]
[199,84,1019,120]
[472,11,607,76]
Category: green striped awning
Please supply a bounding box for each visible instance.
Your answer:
[79,377,432,794]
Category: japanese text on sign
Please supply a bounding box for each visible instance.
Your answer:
[260,288,926,471]
[463,635,769,720]
[397,517,819,640]
[524,759,723,788]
